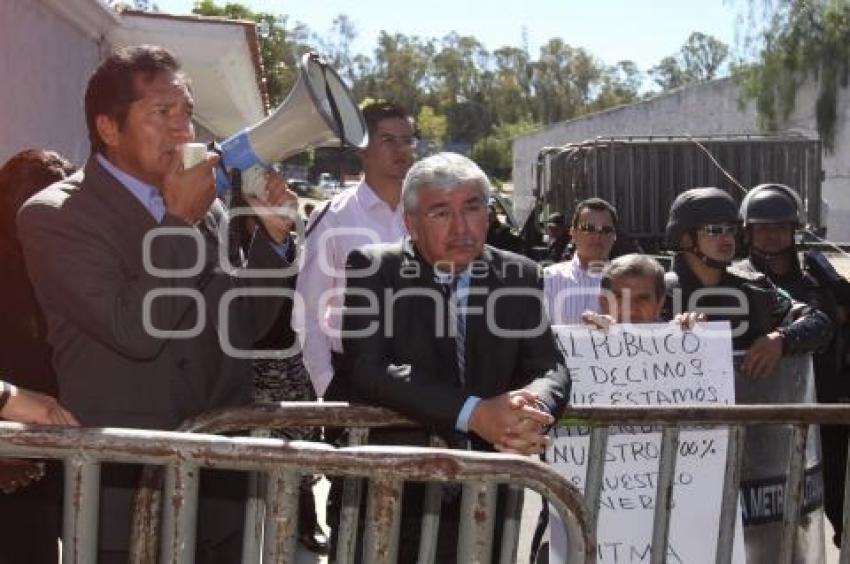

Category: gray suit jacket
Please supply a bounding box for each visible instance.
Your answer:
[18,157,291,430]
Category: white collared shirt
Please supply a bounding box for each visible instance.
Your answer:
[543,256,606,325]
[292,180,407,397]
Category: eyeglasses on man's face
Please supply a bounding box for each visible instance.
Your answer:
[576,223,616,235]
[700,224,738,237]
[423,201,487,223]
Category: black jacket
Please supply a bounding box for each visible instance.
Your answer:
[665,253,833,354]
[340,238,569,447]
[486,220,524,255]
[738,253,845,400]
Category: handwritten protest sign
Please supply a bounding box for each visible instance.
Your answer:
[548,321,745,563]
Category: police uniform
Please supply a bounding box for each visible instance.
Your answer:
[739,182,846,545]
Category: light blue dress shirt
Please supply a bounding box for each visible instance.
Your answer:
[96,154,166,223]
[97,154,291,258]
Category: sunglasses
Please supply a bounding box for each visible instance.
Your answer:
[700,224,738,236]
[576,223,616,235]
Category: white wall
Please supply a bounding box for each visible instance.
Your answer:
[513,77,850,241]
[0,0,103,167]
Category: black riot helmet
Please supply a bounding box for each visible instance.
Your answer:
[666,187,739,247]
[666,187,739,270]
[739,183,803,227]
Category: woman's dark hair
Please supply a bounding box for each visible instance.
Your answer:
[85,45,183,154]
[0,149,76,371]
[0,149,76,250]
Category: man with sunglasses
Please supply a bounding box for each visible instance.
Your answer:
[665,187,831,377]
[543,198,618,324]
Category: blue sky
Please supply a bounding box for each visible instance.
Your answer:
[154,0,744,72]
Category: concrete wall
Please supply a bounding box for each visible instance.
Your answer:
[0,1,228,170]
[513,77,850,241]
[0,0,103,167]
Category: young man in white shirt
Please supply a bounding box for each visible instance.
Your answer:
[292,102,416,399]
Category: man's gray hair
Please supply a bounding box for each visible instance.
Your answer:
[402,152,490,211]
[600,254,666,299]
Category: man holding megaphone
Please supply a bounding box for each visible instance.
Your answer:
[18,45,298,563]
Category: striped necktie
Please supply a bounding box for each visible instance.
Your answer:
[449,277,466,386]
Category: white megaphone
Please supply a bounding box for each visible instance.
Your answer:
[209,52,368,197]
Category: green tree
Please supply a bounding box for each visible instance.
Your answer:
[593,60,642,110]
[185,3,679,153]
[432,33,490,107]
[650,32,729,91]
[416,105,448,147]
[370,32,435,115]
[739,0,850,151]
[681,32,729,81]
[471,136,509,179]
[531,39,603,124]
[448,98,492,144]
[471,120,540,179]
[650,56,688,90]
[490,46,534,124]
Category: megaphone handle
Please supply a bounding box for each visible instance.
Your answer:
[229,168,287,255]
[228,168,245,265]
[319,63,346,149]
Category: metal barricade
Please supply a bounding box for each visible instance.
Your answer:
[7,400,847,563]
[0,405,592,564]
[559,403,850,564]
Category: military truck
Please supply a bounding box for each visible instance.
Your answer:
[526,134,824,252]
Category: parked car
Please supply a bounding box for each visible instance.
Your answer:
[287,178,308,194]
[317,173,340,195]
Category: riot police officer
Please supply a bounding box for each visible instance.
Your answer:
[665,187,832,369]
[667,188,832,562]
[665,187,833,562]
[737,183,846,546]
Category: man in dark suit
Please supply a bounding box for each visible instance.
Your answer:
[337,152,569,561]
[17,46,296,563]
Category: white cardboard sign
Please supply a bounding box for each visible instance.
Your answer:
[548,321,745,563]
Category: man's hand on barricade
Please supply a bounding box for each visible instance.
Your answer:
[244,172,298,244]
[469,390,553,455]
[162,152,219,225]
[741,331,784,378]
[673,311,706,331]
[1,386,80,426]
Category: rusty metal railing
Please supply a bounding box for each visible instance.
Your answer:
[9,400,842,563]
[129,403,422,563]
[559,404,850,564]
[124,401,850,564]
[130,402,594,564]
[0,407,593,564]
